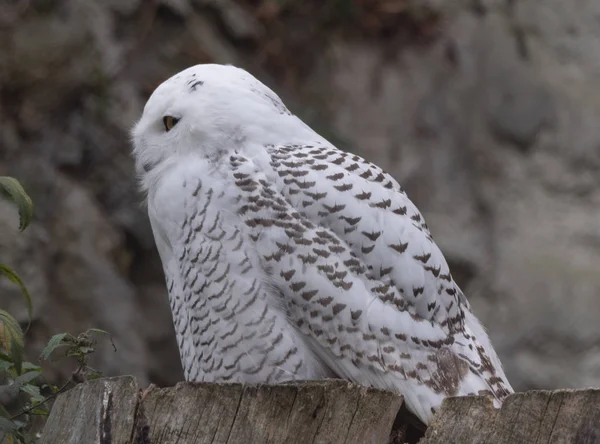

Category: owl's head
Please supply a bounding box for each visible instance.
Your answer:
[131,64,316,190]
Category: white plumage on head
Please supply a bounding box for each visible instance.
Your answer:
[131,63,513,425]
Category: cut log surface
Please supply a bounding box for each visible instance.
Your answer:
[39,376,403,444]
[421,389,600,444]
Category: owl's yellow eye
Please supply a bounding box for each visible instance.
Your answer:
[163,116,180,132]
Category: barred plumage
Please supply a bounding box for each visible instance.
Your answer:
[131,64,513,424]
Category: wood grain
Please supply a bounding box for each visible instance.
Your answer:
[40,376,600,444]
[421,389,600,444]
[40,377,403,444]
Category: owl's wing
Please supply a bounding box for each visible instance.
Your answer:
[266,144,469,331]
[229,153,510,424]
[147,164,309,383]
[147,193,201,380]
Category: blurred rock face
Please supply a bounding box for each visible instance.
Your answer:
[1,0,599,390]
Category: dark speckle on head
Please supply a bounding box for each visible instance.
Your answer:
[249,85,292,116]
[143,161,158,173]
[188,79,204,92]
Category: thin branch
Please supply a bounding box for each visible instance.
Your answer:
[9,377,73,421]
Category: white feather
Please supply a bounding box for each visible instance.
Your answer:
[131,64,513,425]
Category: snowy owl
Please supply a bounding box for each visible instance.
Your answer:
[131,64,513,425]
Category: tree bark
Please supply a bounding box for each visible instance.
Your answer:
[421,389,600,444]
[39,376,403,444]
[40,376,600,444]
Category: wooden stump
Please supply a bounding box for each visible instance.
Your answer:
[421,388,600,444]
[39,376,600,444]
[39,376,403,444]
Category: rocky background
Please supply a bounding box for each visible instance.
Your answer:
[1,0,600,392]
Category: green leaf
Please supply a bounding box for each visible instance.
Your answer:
[88,328,116,351]
[10,420,24,430]
[0,371,41,400]
[0,404,11,418]
[20,384,44,404]
[0,359,11,374]
[0,265,32,333]
[39,333,67,361]
[20,362,41,373]
[13,371,41,386]
[0,177,33,232]
[0,417,19,433]
[29,405,50,416]
[86,367,103,381]
[77,346,94,354]
[10,338,23,376]
[0,310,24,374]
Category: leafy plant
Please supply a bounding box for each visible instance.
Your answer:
[0,177,114,443]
